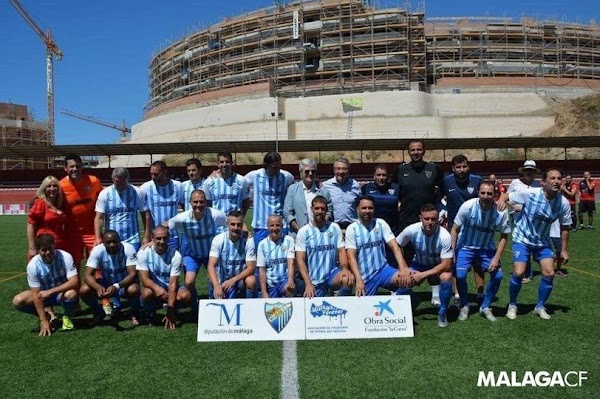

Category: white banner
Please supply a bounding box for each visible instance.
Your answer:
[198,295,414,342]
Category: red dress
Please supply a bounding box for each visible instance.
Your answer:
[27,198,67,250]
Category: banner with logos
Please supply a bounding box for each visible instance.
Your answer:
[197,295,414,342]
[0,204,26,215]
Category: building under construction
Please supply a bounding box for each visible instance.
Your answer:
[0,103,51,170]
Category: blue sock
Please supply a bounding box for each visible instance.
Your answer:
[482,269,503,309]
[190,287,198,311]
[111,296,122,311]
[509,273,522,306]
[536,276,554,309]
[246,289,257,299]
[337,287,353,296]
[439,281,452,316]
[62,300,76,317]
[456,270,469,307]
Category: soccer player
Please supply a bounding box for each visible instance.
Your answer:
[345,196,412,297]
[257,215,297,298]
[204,151,250,216]
[13,234,79,336]
[94,167,146,250]
[561,173,578,230]
[296,196,355,297]
[139,161,183,248]
[80,230,141,325]
[166,190,227,314]
[137,226,191,329]
[284,158,332,237]
[396,204,454,328]
[181,158,205,211]
[578,171,595,230]
[503,168,571,320]
[450,182,511,322]
[244,152,294,245]
[322,157,361,231]
[207,210,257,299]
[59,153,102,270]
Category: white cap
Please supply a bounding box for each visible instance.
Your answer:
[518,160,541,173]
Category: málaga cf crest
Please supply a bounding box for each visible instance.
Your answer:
[264,302,293,333]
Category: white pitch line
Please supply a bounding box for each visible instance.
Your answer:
[281,340,300,399]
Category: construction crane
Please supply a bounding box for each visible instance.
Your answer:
[61,109,131,141]
[9,0,62,145]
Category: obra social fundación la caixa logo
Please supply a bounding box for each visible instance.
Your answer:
[364,299,408,332]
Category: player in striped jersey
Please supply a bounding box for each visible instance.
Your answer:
[296,196,354,297]
[80,230,141,325]
[450,182,511,322]
[396,204,454,328]
[245,152,294,246]
[94,167,146,250]
[167,190,227,315]
[207,211,257,299]
[137,226,191,329]
[139,161,182,248]
[13,234,79,335]
[346,196,412,297]
[503,168,571,320]
[180,158,205,211]
[257,215,297,298]
[204,151,250,217]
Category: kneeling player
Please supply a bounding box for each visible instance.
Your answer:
[137,226,191,329]
[207,211,257,299]
[80,230,141,325]
[296,196,354,297]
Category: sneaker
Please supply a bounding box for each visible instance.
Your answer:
[437,314,449,328]
[506,305,518,320]
[555,270,568,277]
[522,277,531,284]
[578,225,584,230]
[431,296,441,307]
[588,225,594,230]
[458,306,469,321]
[62,316,74,331]
[102,301,113,316]
[480,307,497,322]
[534,307,552,320]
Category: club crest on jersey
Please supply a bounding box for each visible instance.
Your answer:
[388,189,395,195]
[265,302,293,333]
[327,231,333,238]
[468,187,475,194]
[425,171,432,179]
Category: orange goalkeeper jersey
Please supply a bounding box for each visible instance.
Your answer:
[60,174,102,235]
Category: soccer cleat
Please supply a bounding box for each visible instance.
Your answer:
[102,300,113,316]
[506,305,518,320]
[522,277,531,284]
[534,307,552,320]
[588,225,594,230]
[61,316,74,331]
[578,225,584,230]
[431,296,441,307]
[437,314,449,328]
[458,306,469,321]
[480,307,497,322]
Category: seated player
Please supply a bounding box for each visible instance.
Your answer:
[13,234,79,336]
[396,204,454,328]
[450,182,511,322]
[80,230,141,325]
[137,226,191,329]
[257,215,297,298]
[345,195,413,297]
[207,211,257,299]
[295,196,354,297]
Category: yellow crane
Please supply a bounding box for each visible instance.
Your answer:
[61,109,131,141]
[8,0,62,144]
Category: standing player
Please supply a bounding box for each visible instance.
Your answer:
[345,196,412,297]
[207,211,257,299]
[296,196,354,297]
[257,215,297,298]
[504,168,571,320]
[80,230,141,325]
[204,151,251,217]
[59,153,103,270]
[561,174,578,230]
[137,226,191,329]
[12,234,79,335]
[450,182,511,322]
[322,158,361,231]
[166,190,227,315]
[139,161,182,248]
[94,167,146,250]
[396,204,454,328]
[181,158,205,211]
[578,171,595,230]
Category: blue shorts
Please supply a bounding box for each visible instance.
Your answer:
[208,280,245,299]
[364,265,398,296]
[314,268,341,297]
[512,242,554,263]
[455,248,501,273]
[268,277,290,298]
[551,238,562,254]
[167,231,179,250]
[409,261,436,272]
[183,256,208,274]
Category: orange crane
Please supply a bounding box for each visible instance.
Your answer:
[9,0,62,144]
[61,109,131,141]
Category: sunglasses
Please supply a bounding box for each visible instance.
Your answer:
[303,170,316,175]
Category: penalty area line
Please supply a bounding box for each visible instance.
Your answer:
[281,340,300,399]
[0,272,26,283]
[566,266,600,279]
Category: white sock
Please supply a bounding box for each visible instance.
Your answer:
[431,285,440,298]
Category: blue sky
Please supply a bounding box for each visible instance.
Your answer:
[1,1,597,145]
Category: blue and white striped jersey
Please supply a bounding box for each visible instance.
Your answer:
[397,222,453,267]
[136,246,182,290]
[209,232,256,283]
[180,179,206,211]
[139,179,182,229]
[257,235,295,286]
[345,219,395,282]
[245,168,294,229]
[168,207,227,259]
[295,222,344,285]
[86,242,137,285]
[204,173,250,215]
[95,184,144,246]
[454,198,511,250]
[27,250,77,290]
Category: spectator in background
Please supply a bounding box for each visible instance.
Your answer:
[578,171,595,230]
[561,174,578,230]
[322,157,361,231]
[489,174,506,201]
